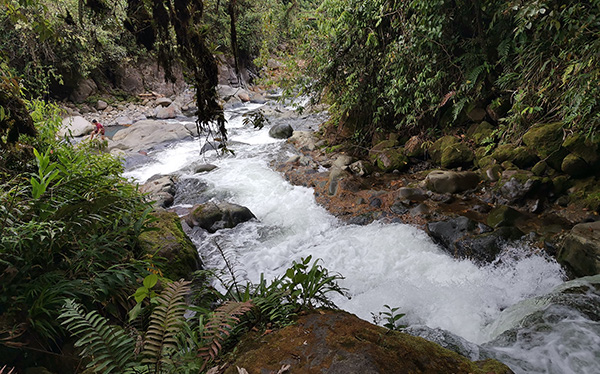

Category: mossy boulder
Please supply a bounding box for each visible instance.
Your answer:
[404,135,425,158]
[425,170,480,193]
[487,205,522,228]
[562,132,599,166]
[429,135,459,164]
[139,211,201,280]
[369,144,408,172]
[467,121,494,145]
[477,155,495,169]
[558,221,600,277]
[522,122,565,159]
[532,161,547,176]
[492,145,537,168]
[441,142,474,168]
[225,310,513,374]
[567,177,600,211]
[561,153,589,178]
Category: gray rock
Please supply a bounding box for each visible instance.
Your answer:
[109,119,192,153]
[59,116,95,137]
[114,116,132,126]
[140,175,176,208]
[97,100,108,110]
[349,160,374,177]
[558,221,600,277]
[154,103,179,119]
[427,216,523,263]
[155,97,173,107]
[289,131,317,151]
[195,164,218,173]
[269,123,294,139]
[69,78,97,103]
[425,170,480,194]
[397,187,426,201]
[184,202,256,233]
[332,154,354,169]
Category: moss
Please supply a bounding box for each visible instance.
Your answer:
[487,205,522,228]
[562,133,599,165]
[429,135,459,164]
[139,211,200,280]
[440,142,474,168]
[522,122,565,159]
[568,177,600,211]
[532,161,547,176]
[561,153,590,178]
[477,155,495,169]
[467,121,494,145]
[372,147,408,172]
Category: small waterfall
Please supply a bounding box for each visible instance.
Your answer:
[123,103,600,374]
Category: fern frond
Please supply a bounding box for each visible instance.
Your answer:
[59,299,136,374]
[198,301,254,370]
[142,279,192,372]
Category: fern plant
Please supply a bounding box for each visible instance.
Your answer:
[142,280,191,372]
[197,300,254,371]
[59,299,137,374]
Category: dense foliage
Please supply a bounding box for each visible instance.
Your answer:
[304,0,600,144]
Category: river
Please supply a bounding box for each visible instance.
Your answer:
[123,102,600,374]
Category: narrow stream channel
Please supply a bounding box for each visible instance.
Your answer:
[123,103,600,374]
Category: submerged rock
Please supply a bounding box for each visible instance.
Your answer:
[225,310,513,374]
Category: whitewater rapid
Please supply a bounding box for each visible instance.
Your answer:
[123,103,600,374]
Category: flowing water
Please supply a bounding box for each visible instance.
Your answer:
[124,103,600,374]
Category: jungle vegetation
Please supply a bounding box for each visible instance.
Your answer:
[1,0,599,372]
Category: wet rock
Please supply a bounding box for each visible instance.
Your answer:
[428,216,523,263]
[498,173,541,204]
[194,164,218,173]
[425,170,480,194]
[410,203,429,216]
[269,123,294,139]
[185,202,256,233]
[487,205,522,228]
[467,107,487,122]
[140,175,176,208]
[226,310,513,374]
[328,168,348,196]
[558,221,600,277]
[397,187,426,201]
[562,132,599,166]
[139,211,201,280]
[172,178,210,206]
[369,197,382,208]
[348,214,373,225]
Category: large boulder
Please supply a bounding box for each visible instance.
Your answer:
[425,170,480,194]
[467,121,494,146]
[69,78,97,103]
[371,147,408,172]
[558,221,600,277]
[184,202,256,233]
[427,216,524,263]
[269,123,294,139]
[225,310,513,374]
[562,132,599,166]
[138,211,201,280]
[58,116,95,137]
[109,119,192,153]
[522,122,565,160]
[154,103,179,119]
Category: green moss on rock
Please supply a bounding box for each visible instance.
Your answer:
[429,135,459,164]
[522,122,565,159]
[139,211,201,280]
[467,121,494,145]
[441,142,474,168]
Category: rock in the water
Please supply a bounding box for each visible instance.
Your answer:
[225,310,513,374]
[269,123,294,139]
[425,170,480,194]
[195,164,218,173]
[185,202,256,233]
[140,175,176,208]
[427,216,523,263]
[558,221,600,277]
